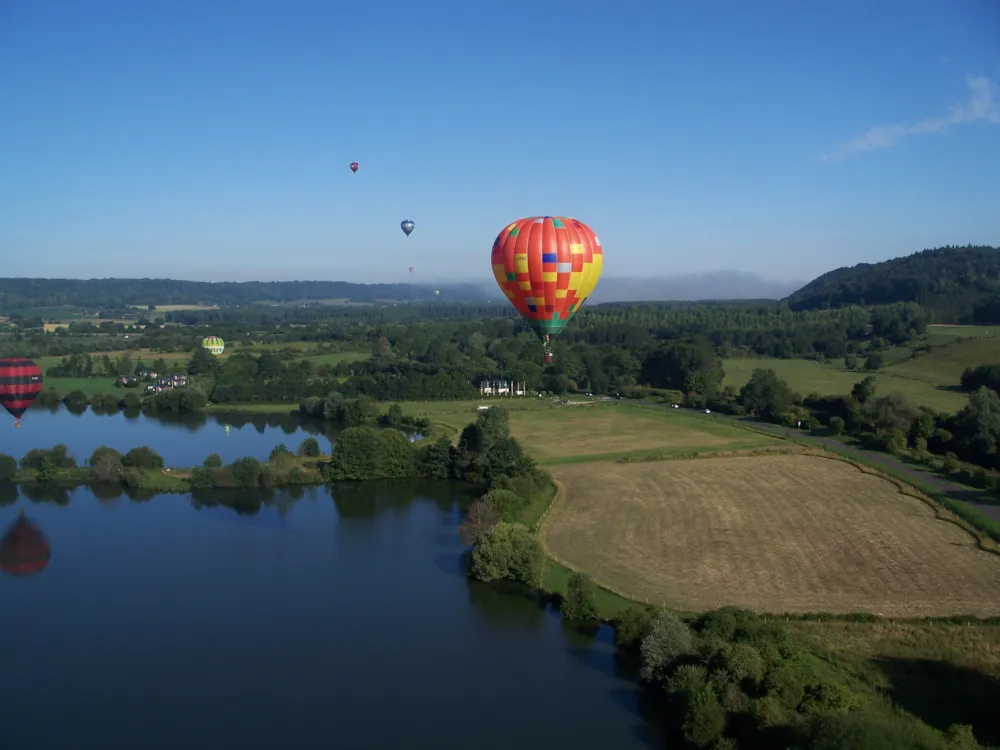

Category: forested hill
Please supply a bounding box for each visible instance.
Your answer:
[0,278,490,309]
[784,245,1000,321]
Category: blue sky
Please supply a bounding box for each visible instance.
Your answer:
[1,0,998,285]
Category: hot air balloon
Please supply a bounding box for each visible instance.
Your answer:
[401,220,414,237]
[202,336,225,356]
[409,266,414,273]
[490,216,603,364]
[0,509,51,578]
[0,357,43,428]
[350,162,359,173]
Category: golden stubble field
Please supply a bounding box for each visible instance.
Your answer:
[543,454,1000,617]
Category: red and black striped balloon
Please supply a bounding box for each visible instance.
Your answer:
[0,357,43,424]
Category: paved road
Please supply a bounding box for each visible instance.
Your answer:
[638,402,1000,524]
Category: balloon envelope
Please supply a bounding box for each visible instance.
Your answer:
[401,220,414,237]
[408,266,414,272]
[490,216,603,340]
[350,162,359,173]
[202,336,225,356]
[0,357,43,423]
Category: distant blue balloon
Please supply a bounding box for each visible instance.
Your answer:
[401,219,415,237]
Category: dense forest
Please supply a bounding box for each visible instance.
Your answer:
[0,278,489,309]
[785,245,1000,321]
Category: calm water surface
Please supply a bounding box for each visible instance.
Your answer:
[1,407,334,465]
[0,415,662,749]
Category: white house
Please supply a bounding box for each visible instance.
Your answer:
[478,379,527,397]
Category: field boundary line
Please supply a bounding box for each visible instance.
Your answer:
[797,449,1000,557]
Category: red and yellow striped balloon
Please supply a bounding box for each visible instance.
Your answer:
[490,216,604,340]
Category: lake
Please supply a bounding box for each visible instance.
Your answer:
[1,407,335,466]
[0,415,663,749]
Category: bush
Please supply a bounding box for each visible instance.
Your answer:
[469,522,544,586]
[561,572,598,621]
[613,607,658,650]
[230,457,262,488]
[122,446,164,469]
[21,444,76,471]
[269,444,291,461]
[204,453,223,468]
[297,436,321,457]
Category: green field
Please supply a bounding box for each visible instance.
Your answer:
[925,324,1000,339]
[42,377,120,398]
[402,399,779,462]
[723,334,1000,413]
[722,358,967,412]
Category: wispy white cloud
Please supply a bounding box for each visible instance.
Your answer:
[819,75,1000,163]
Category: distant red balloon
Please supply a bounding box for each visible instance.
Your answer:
[0,510,50,578]
[409,267,414,273]
[350,162,359,173]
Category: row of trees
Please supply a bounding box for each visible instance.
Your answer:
[714,367,1000,480]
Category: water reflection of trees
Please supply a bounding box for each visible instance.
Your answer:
[2,475,477,524]
[147,410,330,438]
[466,578,548,631]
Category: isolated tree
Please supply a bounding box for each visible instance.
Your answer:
[851,376,878,404]
[89,446,124,482]
[739,368,795,419]
[561,572,598,621]
[297,436,321,457]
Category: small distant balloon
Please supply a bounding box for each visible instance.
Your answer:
[350,162,359,173]
[401,220,414,237]
[434,290,440,296]
[409,266,414,273]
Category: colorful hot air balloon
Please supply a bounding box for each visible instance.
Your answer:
[401,220,414,237]
[490,216,603,364]
[350,162,359,173]
[0,357,43,428]
[0,509,51,578]
[202,336,225,356]
[409,266,414,273]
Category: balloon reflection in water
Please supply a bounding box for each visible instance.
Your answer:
[0,508,51,578]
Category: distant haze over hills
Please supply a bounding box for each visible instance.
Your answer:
[582,272,804,303]
[1,247,994,312]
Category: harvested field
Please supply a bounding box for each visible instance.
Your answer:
[543,454,1000,617]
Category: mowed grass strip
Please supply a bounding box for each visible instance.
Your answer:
[543,454,1000,617]
[398,400,778,461]
[722,357,967,413]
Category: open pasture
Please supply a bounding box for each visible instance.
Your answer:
[723,357,967,413]
[543,454,1000,617]
[37,377,118,398]
[401,400,778,462]
[884,336,1000,388]
[926,324,1000,339]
